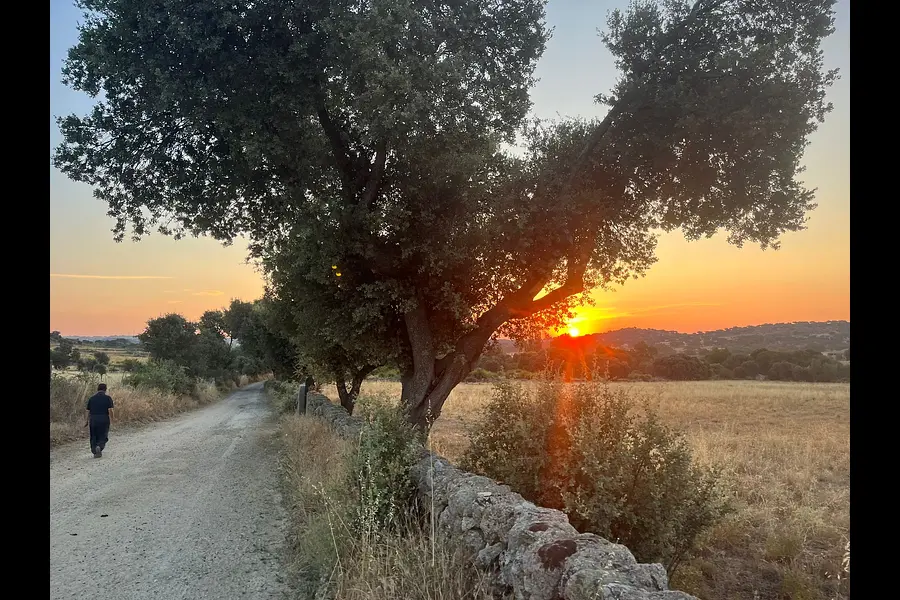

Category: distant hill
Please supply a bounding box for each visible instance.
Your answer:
[497,321,850,354]
[66,336,141,343]
[50,334,142,346]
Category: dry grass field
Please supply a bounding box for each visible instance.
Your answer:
[55,371,129,384]
[323,379,850,600]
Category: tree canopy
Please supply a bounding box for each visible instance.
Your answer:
[138,313,199,370]
[54,0,838,427]
[133,300,297,382]
[50,338,79,371]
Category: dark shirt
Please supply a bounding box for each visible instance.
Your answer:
[86,392,114,416]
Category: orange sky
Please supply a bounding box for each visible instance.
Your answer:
[49,0,849,337]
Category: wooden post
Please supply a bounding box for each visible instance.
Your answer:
[296,383,307,415]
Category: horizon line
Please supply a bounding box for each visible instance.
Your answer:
[561,318,850,337]
[52,318,849,339]
[50,274,173,280]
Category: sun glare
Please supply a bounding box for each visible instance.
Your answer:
[568,326,580,337]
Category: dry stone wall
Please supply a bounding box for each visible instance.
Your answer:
[303,391,699,600]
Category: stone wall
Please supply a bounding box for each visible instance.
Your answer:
[303,391,699,600]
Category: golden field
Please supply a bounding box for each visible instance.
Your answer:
[324,379,850,600]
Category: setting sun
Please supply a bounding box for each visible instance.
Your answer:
[568,326,580,337]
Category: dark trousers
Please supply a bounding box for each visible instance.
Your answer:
[89,416,110,452]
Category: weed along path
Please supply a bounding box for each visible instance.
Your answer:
[49,382,289,600]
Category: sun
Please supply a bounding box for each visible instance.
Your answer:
[568,326,580,337]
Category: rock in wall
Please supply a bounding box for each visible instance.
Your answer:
[302,391,699,600]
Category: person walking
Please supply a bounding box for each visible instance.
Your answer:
[85,383,114,458]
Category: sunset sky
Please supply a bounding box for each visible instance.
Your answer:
[49,0,850,337]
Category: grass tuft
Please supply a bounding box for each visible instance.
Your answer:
[277,411,506,600]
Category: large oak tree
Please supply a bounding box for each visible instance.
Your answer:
[54,0,838,428]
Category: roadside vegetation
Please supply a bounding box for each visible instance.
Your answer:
[269,383,501,599]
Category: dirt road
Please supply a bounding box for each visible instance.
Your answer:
[50,382,289,600]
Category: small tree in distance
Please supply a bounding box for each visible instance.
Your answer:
[93,352,110,367]
[50,338,79,371]
[78,356,99,374]
[120,358,141,373]
[652,354,711,381]
[138,314,199,373]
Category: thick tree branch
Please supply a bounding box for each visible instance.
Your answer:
[511,0,727,289]
[336,373,351,404]
[515,273,585,317]
[335,363,380,413]
[412,236,592,427]
[434,236,592,380]
[352,364,379,387]
[571,0,729,176]
[361,140,388,210]
[572,91,636,172]
[514,238,592,317]
[313,90,360,193]
[401,296,437,406]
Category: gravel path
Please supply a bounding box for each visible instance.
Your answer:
[50,382,290,600]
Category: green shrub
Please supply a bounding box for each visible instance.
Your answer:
[461,381,555,498]
[232,354,264,378]
[123,359,194,396]
[652,354,711,380]
[370,365,402,380]
[214,378,235,393]
[119,358,141,372]
[350,394,422,535]
[465,367,498,381]
[462,380,729,574]
[627,370,654,382]
[768,360,795,381]
[708,363,734,380]
[505,369,535,380]
[264,379,299,414]
[477,356,503,372]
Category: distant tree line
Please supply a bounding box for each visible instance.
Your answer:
[48,338,113,377]
[50,330,145,377]
[49,298,298,394]
[586,321,851,355]
[50,331,142,349]
[125,299,297,392]
[454,337,851,383]
[51,317,850,388]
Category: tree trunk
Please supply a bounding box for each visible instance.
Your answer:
[402,371,461,431]
[400,305,492,431]
[335,376,355,414]
[335,366,377,415]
